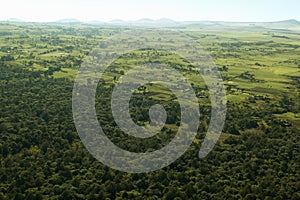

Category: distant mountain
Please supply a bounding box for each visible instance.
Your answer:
[106,18,177,27]
[87,20,106,25]
[156,18,176,24]
[135,18,155,23]
[55,18,82,23]
[243,19,300,30]
[2,18,300,30]
[129,18,176,25]
[109,19,125,24]
[6,18,24,22]
[270,19,300,26]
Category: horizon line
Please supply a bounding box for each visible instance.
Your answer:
[1,17,300,24]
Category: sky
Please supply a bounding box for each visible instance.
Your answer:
[1,0,300,22]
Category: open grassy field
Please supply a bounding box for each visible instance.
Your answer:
[0,22,299,128]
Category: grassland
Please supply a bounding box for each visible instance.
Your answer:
[0,22,299,128]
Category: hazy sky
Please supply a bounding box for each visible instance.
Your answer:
[1,0,300,22]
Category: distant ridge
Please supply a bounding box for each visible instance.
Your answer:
[1,18,300,29]
[108,19,125,24]
[2,17,300,24]
[87,20,105,25]
[6,18,24,22]
[156,18,176,24]
[135,18,155,23]
[59,18,300,29]
[55,18,82,23]
[270,19,300,25]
